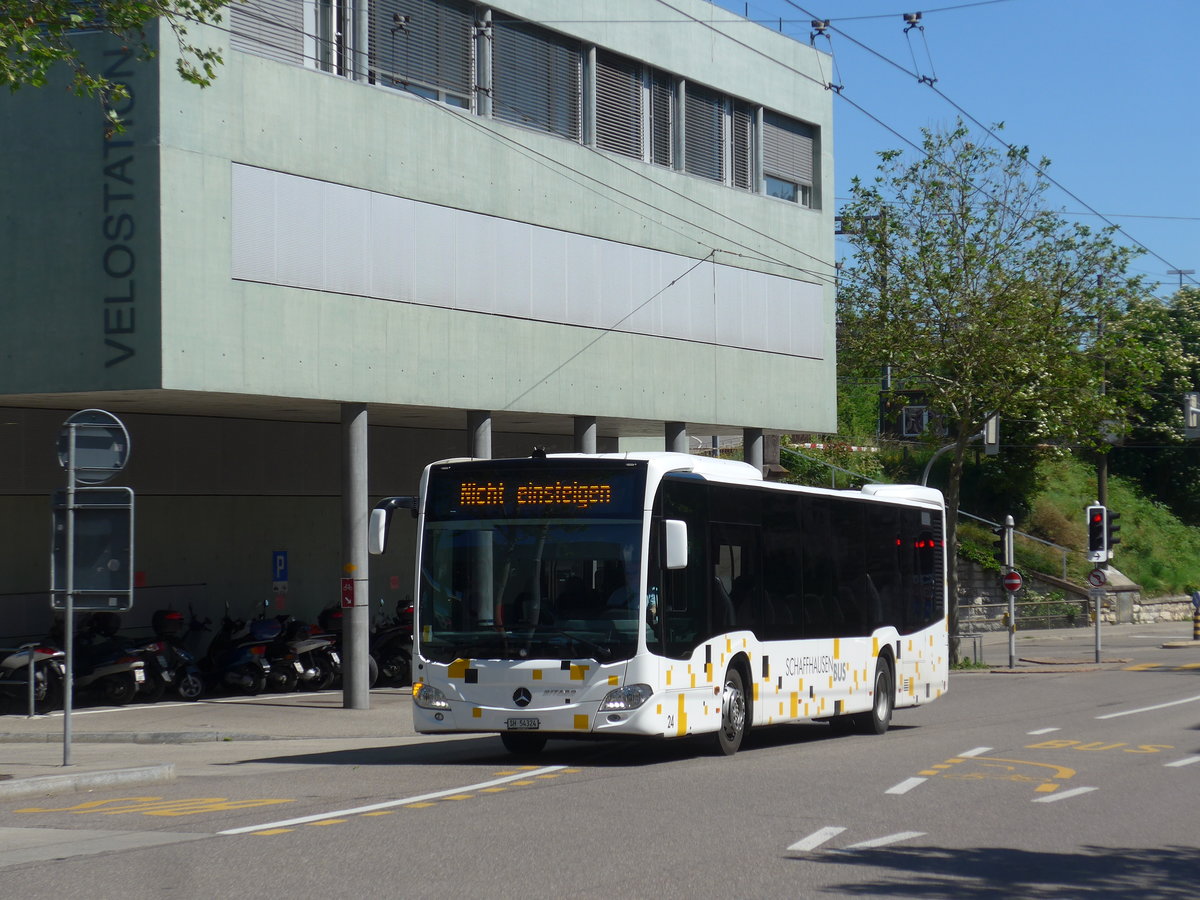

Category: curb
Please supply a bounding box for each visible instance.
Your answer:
[0,764,175,801]
[0,732,276,744]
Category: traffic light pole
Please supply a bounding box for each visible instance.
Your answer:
[1003,515,1015,669]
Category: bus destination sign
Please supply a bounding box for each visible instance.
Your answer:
[427,462,645,521]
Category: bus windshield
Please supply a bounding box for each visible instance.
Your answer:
[418,519,643,664]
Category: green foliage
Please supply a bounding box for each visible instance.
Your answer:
[1110,287,1200,525]
[836,120,1163,645]
[1015,455,1200,594]
[0,1,230,130]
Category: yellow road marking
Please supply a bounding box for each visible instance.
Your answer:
[252,828,295,836]
[307,819,347,826]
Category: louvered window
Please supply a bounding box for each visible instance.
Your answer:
[231,0,306,66]
[730,101,753,190]
[595,51,642,159]
[649,71,674,167]
[370,0,474,108]
[684,85,724,182]
[763,111,816,206]
[492,17,582,140]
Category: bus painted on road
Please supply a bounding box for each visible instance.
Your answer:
[370,452,948,755]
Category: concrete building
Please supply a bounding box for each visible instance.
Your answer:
[0,0,836,640]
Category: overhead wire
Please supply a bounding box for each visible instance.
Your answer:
[775,0,1197,288]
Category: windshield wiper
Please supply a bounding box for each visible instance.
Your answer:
[530,628,615,662]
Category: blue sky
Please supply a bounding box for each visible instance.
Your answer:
[708,0,1199,296]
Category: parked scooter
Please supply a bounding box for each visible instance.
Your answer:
[139,609,205,702]
[49,612,146,706]
[266,614,340,692]
[315,606,357,687]
[371,599,413,687]
[0,643,65,714]
[188,605,275,695]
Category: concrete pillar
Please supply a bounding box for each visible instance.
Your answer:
[341,402,370,710]
[744,427,764,475]
[468,410,492,459]
[666,421,688,454]
[574,416,597,454]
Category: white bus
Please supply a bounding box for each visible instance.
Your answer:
[370,452,948,756]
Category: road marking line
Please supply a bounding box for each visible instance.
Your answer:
[1027,728,1059,735]
[218,765,567,835]
[885,777,926,795]
[252,828,294,836]
[1165,756,1200,768]
[959,747,992,757]
[1032,786,1097,803]
[787,827,846,852]
[843,831,926,850]
[1096,694,1200,719]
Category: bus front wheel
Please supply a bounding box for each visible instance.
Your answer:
[714,666,747,756]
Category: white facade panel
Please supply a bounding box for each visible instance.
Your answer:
[231,164,824,359]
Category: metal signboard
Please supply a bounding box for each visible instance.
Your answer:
[50,486,134,611]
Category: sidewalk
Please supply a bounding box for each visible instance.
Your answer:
[2,622,1198,800]
[0,687,426,800]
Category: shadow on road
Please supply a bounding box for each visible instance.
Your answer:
[802,844,1200,899]
[228,719,900,770]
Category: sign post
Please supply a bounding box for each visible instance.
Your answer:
[54,410,131,766]
[1002,564,1022,668]
[1089,588,1104,663]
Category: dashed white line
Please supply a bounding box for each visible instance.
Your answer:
[958,746,992,757]
[1027,728,1060,735]
[1165,756,1200,768]
[217,765,567,835]
[1096,694,1200,719]
[787,827,846,852]
[843,831,927,850]
[1032,786,1097,803]
[885,777,927,795]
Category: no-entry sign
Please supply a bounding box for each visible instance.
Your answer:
[1002,571,1023,592]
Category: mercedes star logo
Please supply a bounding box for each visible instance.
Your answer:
[513,687,532,708]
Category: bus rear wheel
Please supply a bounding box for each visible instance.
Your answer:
[856,660,894,735]
[714,666,747,756]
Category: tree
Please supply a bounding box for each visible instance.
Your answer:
[1110,287,1200,524]
[1,1,230,127]
[837,121,1162,656]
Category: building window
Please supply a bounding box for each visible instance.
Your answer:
[730,100,753,190]
[369,0,474,108]
[230,0,307,66]
[684,84,724,182]
[763,111,815,207]
[492,16,582,140]
[649,70,674,168]
[595,50,643,159]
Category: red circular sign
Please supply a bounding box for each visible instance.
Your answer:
[1002,571,1023,592]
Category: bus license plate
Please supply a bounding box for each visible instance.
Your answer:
[505,717,540,731]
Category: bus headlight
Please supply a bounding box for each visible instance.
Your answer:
[412,682,451,710]
[599,684,652,712]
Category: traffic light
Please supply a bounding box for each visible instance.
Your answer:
[1106,511,1121,558]
[1086,505,1107,564]
[991,517,1013,569]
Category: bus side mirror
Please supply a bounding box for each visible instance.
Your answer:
[369,496,418,555]
[664,519,688,569]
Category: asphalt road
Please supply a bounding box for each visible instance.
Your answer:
[1,625,1197,898]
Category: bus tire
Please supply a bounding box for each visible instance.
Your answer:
[714,666,748,756]
[501,732,548,757]
[856,659,894,735]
